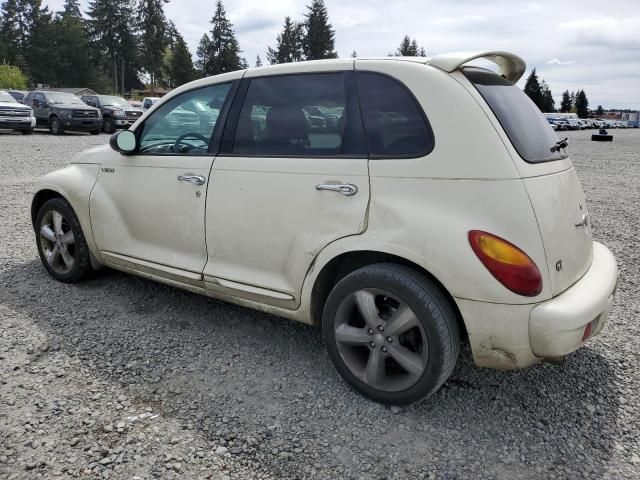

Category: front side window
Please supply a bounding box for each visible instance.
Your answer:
[356,72,433,158]
[463,67,567,163]
[138,83,231,155]
[232,72,365,156]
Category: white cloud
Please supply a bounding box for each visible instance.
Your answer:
[546,58,577,65]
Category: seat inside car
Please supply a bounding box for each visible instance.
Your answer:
[257,105,310,155]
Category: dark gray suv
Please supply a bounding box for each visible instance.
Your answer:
[81,95,143,134]
[24,91,102,135]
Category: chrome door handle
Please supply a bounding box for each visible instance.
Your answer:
[315,183,358,196]
[178,174,206,186]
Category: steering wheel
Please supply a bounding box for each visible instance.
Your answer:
[174,132,209,152]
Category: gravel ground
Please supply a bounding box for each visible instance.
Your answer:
[1,128,639,479]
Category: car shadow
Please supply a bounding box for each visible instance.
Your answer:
[1,259,622,479]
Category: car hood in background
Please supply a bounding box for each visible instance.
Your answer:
[0,101,30,110]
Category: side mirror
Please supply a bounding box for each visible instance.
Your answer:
[110,130,136,155]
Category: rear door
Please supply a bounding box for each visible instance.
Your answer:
[203,68,369,307]
[461,67,593,295]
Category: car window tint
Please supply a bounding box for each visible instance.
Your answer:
[138,83,231,155]
[232,73,365,157]
[356,72,433,158]
[463,67,566,163]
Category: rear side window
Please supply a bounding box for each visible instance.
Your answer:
[463,67,567,163]
[232,72,366,157]
[356,72,433,158]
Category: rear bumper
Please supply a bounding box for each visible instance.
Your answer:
[455,241,617,370]
[529,241,617,357]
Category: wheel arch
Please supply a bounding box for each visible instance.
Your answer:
[31,188,66,226]
[307,249,467,341]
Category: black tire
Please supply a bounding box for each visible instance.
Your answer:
[49,116,64,135]
[322,263,460,405]
[102,116,115,134]
[35,198,94,283]
[90,129,100,135]
[20,128,34,135]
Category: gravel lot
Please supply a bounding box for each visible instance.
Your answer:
[1,128,639,479]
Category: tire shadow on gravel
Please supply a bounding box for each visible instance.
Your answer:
[0,259,622,479]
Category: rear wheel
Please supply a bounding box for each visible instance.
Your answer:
[322,263,460,404]
[49,116,63,135]
[35,198,93,283]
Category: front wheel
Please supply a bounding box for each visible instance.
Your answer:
[102,116,115,134]
[35,198,94,283]
[49,116,64,135]
[322,264,460,405]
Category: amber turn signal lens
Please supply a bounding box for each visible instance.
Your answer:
[468,230,542,297]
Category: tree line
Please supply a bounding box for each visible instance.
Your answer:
[523,68,591,117]
[1,0,593,117]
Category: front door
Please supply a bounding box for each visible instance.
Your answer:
[203,69,370,307]
[90,82,233,277]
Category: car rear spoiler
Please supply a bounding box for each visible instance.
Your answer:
[428,51,526,83]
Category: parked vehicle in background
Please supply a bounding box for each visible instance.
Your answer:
[142,97,160,110]
[547,118,558,130]
[566,118,582,130]
[0,90,36,134]
[25,91,102,135]
[128,99,143,108]
[31,51,618,405]
[8,90,28,104]
[581,119,594,129]
[555,120,571,131]
[592,119,605,128]
[81,95,144,134]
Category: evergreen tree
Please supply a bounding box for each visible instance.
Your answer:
[197,1,242,75]
[1,0,31,62]
[570,91,576,110]
[255,54,262,67]
[575,89,589,118]
[560,90,571,113]
[351,50,357,58]
[195,33,211,75]
[52,0,98,89]
[86,0,139,93]
[523,68,544,110]
[540,80,554,112]
[138,0,169,87]
[418,46,427,57]
[23,1,58,86]
[303,0,336,60]
[168,33,195,87]
[396,35,419,56]
[596,105,604,116]
[267,16,304,64]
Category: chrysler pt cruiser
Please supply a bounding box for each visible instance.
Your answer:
[31,51,618,404]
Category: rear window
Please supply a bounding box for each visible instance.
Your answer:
[463,67,567,163]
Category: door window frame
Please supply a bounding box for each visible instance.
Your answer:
[218,70,368,159]
[132,80,240,157]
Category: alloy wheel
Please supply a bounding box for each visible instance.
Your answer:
[333,288,429,392]
[39,210,76,274]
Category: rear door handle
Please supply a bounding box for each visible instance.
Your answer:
[178,174,206,186]
[315,183,358,196]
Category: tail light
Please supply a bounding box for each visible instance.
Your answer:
[468,230,542,297]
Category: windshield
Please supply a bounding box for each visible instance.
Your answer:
[44,92,84,105]
[463,67,567,163]
[99,96,130,108]
[0,92,17,103]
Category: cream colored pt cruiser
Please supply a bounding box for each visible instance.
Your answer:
[32,51,618,404]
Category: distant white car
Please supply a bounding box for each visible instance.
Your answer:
[31,51,618,404]
[0,89,36,134]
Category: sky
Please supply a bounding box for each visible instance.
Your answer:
[43,0,640,110]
